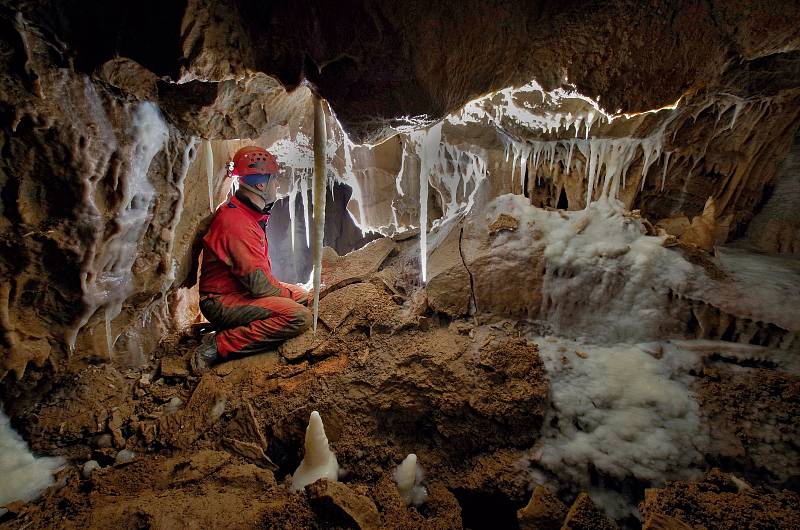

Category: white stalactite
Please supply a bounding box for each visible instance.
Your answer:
[410,121,443,284]
[311,97,328,333]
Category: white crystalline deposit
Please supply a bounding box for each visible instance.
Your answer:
[0,410,64,513]
[69,102,170,352]
[311,97,328,332]
[531,338,708,519]
[394,454,428,506]
[291,411,339,491]
[481,194,698,342]
[502,135,668,207]
[408,121,444,283]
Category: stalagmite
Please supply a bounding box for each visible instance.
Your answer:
[311,96,327,332]
[394,454,428,506]
[291,411,339,491]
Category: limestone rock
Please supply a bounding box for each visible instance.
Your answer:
[561,493,618,530]
[278,331,328,362]
[222,437,275,468]
[158,375,227,449]
[318,283,383,330]
[639,470,800,530]
[159,357,190,378]
[655,216,691,237]
[321,238,397,294]
[679,197,717,252]
[488,213,519,234]
[306,480,381,530]
[425,223,471,317]
[518,486,568,530]
[642,513,694,530]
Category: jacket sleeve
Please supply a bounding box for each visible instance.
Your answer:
[211,221,290,298]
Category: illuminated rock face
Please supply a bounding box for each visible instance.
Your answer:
[1,1,799,379]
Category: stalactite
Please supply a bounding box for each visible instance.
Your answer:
[311,96,328,332]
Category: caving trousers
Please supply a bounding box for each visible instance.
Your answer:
[199,285,312,358]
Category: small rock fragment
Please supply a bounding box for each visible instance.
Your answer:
[562,493,618,530]
[574,215,591,234]
[488,213,519,234]
[160,357,190,378]
[642,513,694,530]
[306,479,381,530]
[164,397,183,414]
[94,433,113,448]
[518,485,567,530]
[115,449,136,465]
[82,460,101,479]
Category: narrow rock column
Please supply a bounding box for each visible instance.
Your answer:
[311,96,328,333]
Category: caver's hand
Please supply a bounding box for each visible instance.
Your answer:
[286,284,312,306]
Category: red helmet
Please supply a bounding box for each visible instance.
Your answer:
[230,146,279,178]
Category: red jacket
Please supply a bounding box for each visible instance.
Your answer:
[199,195,291,298]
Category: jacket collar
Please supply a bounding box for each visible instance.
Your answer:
[229,194,270,223]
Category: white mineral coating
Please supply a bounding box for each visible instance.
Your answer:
[0,410,64,509]
[311,96,328,332]
[115,449,136,464]
[531,337,708,519]
[394,453,428,506]
[291,410,339,491]
[67,101,170,351]
[81,460,101,479]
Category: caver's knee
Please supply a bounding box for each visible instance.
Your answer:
[292,306,313,333]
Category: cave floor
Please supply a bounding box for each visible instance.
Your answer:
[2,263,800,529]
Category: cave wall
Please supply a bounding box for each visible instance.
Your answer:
[743,133,800,253]
[2,1,800,381]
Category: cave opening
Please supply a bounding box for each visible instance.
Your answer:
[556,187,569,210]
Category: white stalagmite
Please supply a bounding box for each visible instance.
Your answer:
[291,411,339,491]
[311,96,327,333]
[394,453,428,506]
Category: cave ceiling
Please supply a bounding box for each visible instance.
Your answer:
[9,0,800,143]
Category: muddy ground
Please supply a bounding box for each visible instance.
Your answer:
[1,243,799,529]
